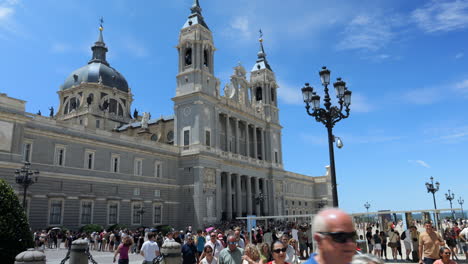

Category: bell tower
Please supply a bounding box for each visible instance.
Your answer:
[176,0,218,97]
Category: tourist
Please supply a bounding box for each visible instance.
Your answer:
[443,227,458,259]
[113,236,132,264]
[433,247,457,264]
[267,240,289,264]
[419,221,445,264]
[366,227,373,254]
[242,244,262,264]
[281,234,295,263]
[235,229,246,249]
[199,245,217,264]
[379,231,388,260]
[164,231,175,243]
[372,230,382,258]
[196,230,205,258]
[298,225,309,260]
[388,228,399,260]
[206,231,224,258]
[402,227,413,261]
[182,235,198,264]
[141,232,160,264]
[258,242,271,263]
[458,225,468,260]
[304,208,356,264]
[218,234,244,264]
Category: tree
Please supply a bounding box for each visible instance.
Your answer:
[0,178,34,264]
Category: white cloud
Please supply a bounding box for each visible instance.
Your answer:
[350,93,373,113]
[412,0,468,33]
[408,160,431,168]
[0,6,14,20]
[0,0,22,39]
[403,87,442,105]
[455,52,464,59]
[225,16,253,42]
[51,43,72,53]
[336,14,398,51]
[277,81,303,105]
[454,79,468,95]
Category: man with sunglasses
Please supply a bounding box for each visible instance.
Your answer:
[219,235,244,264]
[304,208,356,264]
[205,232,224,258]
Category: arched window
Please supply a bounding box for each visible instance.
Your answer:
[203,49,209,67]
[109,99,117,114]
[185,48,192,66]
[255,87,262,101]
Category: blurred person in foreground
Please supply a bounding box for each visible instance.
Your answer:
[304,208,356,264]
[351,254,384,264]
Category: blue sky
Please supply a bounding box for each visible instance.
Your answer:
[1,0,467,215]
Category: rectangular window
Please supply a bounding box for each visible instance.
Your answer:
[133,187,140,196]
[80,200,93,225]
[205,130,211,146]
[54,145,66,166]
[111,154,120,173]
[154,189,160,197]
[274,151,278,164]
[153,204,162,225]
[108,202,119,225]
[84,150,95,170]
[154,161,162,178]
[132,202,142,225]
[183,129,190,146]
[49,199,63,225]
[134,158,143,176]
[96,119,100,128]
[22,141,32,162]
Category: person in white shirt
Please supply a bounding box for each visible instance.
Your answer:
[205,232,224,258]
[164,231,176,243]
[281,234,295,263]
[403,228,412,261]
[140,232,160,264]
[459,227,468,260]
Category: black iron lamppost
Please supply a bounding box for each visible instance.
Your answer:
[445,190,455,219]
[364,202,371,222]
[301,66,352,207]
[458,197,464,219]
[14,162,39,208]
[425,176,440,229]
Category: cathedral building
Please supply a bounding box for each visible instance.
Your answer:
[0,1,331,230]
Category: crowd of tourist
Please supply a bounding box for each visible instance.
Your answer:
[32,215,468,264]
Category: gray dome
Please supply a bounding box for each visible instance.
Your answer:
[61,62,129,92]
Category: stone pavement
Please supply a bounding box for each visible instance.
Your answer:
[43,247,144,264]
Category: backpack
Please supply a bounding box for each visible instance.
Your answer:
[401,231,406,240]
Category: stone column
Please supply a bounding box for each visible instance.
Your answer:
[235,118,240,154]
[226,173,232,220]
[216,169,222,220]
[246,175,252,215]
[246,123,250,157]
[236,174,242,217]
[70,239,89,264]
[255,177,261,215]
[260,128,265,160]
[263,178,269,215]
[270,180,277,215]
[226,115,232,152]
[253,126,258,159]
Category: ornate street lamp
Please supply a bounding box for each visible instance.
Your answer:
[458,197,465,219]
[445,190,455,219]
[364,202,371,222]
[14,162,39,208]
[301,66,352,207]
[425,176,440,229]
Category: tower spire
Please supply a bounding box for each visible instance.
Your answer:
[252,29,272,71]
[89,17,109,66]
[183,0,209,29]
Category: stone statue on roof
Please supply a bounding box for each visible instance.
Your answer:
[141,112,150,129]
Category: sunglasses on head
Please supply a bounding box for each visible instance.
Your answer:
[272,247,287,253]
[318,231,357,244]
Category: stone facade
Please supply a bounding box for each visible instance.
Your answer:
[0,2,332,230]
